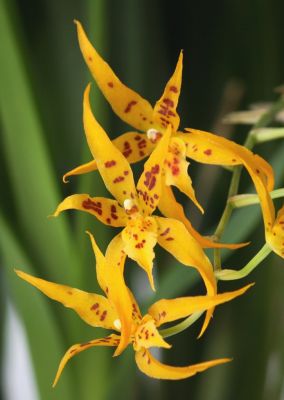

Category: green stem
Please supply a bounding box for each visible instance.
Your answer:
[215,243,272,281]
[213,96,284,270]
[229,188,284,209]
[160,311,204,338]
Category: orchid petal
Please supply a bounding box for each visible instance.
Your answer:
[112,132,155,163]
[158,184,249,249]
[63,160,97,183]
[137,125,171,216]
[53,334,120,387]
[105,233,126,274]
[155,216,216,335]
[253,154,275,192]
[15,270,118,330]
[121,216,158,291]
[165,137,203,213]
[63,132,155,182]
[87,232,133,356]
[134,315,171,351]
[135,348,231,380]
[182,128,275,228]
[149,283,253,327]
[75,20,154,131]
[153,52,183,131]
[52,194,128,227]
[266,205,284,258]
[83,84,137,205]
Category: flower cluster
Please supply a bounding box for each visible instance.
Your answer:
[16,20,283,386]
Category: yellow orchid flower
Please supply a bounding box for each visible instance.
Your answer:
[15,254,253,386]
[53,85,220,334]
[266,204,284,257]
[63,20,272,251]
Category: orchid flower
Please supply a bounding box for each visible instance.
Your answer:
[53,84,222,334]
[266,204,284,257]
[63,20,274,250]
[15,232,253,386]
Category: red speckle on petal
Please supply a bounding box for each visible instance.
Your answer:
[138,139,147,149]
[160,227,170,236]
[107,82,114,88]
[124,100,137,113]
[100,310,107,321]
[139,150,145,157]
[171,165,180,176]
[163,98,174,108]
[123,170,129,176]
[123,149,132,158]
[88,56,93,61]
[105,160,116,168]
[82,198,103,215]
[204,149,212,156]
[91,303,99,311]
[166,237,174,241]
[170,85,178,93]
[113,176,125,183]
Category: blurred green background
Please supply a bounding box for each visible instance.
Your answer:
[1,0,284,399]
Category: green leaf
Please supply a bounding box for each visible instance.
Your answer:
[0,213,76,400]
[0,0,79,284]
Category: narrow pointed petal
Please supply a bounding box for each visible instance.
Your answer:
[158,184,249,249]
[87,232,133,356]
[75,20,154,131]
[63,160,98,183]
[121,216,158,290]
[63,132,155,182]
[134,315,171,351]
[156,216,216,335]
[127,289,143,323]
[105,233,126,274]
[165,137,203,213]
[52,194,128,227]
[153,52,183,131]
[266,205,284,258]
[149,283,253,327]
[15,270,118,329]
[135,349,231,380]
[53,334,120,387]
[137,125,171,216]
[253,154,275,192]
[83,84,137,205]
[182,128,275,228]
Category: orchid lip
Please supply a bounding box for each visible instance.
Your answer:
[146,128,160,142]
[123,199,139,215]
[113,319,122,330]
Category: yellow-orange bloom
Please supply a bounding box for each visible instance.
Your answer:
[53,85,220,333]
[15,236,253,386]
[62,20,274,251]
